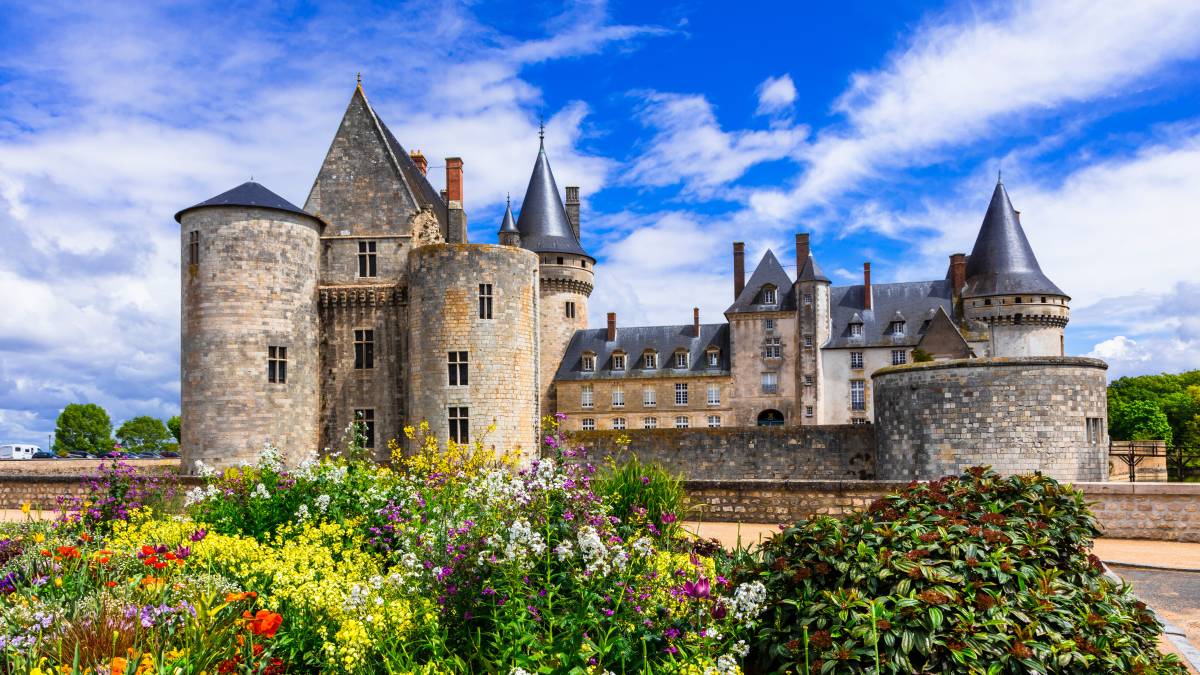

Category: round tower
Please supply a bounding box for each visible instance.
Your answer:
[513,134,594,415]
[407,243,540,457]
[176,182,323,470]
[960,179,1070,357]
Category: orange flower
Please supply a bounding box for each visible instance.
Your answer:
[225,591,258,603]
[140,545,156,556]
[243,610,283,638]
[106,581,118,588]
[79,532,93,542]
[110,656,128,672]
[56,546,80,559]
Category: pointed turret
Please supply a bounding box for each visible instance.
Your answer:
[515,133,591,258]
[963,178,1064,299]
[499,194,520,247]
[175,181,323,225]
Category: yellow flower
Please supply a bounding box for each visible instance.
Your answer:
[34,533,45,544]
[21,501,31,515]
[53,577,63,588]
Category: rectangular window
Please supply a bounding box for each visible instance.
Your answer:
[890,321,905,337]
[644,352,658,369]
[358,241,378,278]
[612,354,626,371]
[850,351,864,369]
[707,415,721,428]
[353,409,375,448]
[565,302,576,319]
[268,346,287,384]
[706,350,719,367]
[762,288,777,304]
[612,417,626,430]
[763,337,782,359]
[762,372,778,394]
[612,387,625,408]
[804,375,813,386]
[478,284,493,319]
[581,418,595,431]
[1086,417,1104,445]
[581,384,594,408]
[354,329,375,370]
[852,417,869,426]
[643,388,657,407]
[188,231,200,265]
[851,380,866,411]
[707,383,720,405]
[582,354,596,372]
[804,334,814,347]
[643,417,658,429]
[803,293,813,305]
[805,405,813,418]
[764,319,776,333]
[675,415,690,429]
[891,349,907,366]
[674,351,689,369]
[674,383,688,406]
[850,324,863,337]
[448,351,468,386]
[448,407,469,444]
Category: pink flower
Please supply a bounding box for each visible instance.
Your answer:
[681,577,710,599]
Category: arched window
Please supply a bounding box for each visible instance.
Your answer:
[757,409,785,427]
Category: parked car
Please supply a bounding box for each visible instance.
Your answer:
[0,444,38,460]
[160,451,180,458]
[32,449,55,459]
[66,451,90,459]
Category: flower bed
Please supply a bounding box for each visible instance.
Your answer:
[0,419,1186,674]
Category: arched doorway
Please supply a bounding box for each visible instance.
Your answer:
[757,409,784,426]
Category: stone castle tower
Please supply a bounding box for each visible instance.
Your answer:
[177,81,564,468]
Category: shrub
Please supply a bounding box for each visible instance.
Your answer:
[745,468,1186,674]
[593,452,688,540]
[58,458,178,532]
[115,416,174,455]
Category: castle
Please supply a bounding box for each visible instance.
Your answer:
[177,82,1108,480]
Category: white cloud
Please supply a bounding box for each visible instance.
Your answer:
[756,74,797,115]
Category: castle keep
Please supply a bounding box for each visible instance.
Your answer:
[178,82,1108,481]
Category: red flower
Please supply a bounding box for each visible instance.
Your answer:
[244,610,283,638]
[56,546,81,559]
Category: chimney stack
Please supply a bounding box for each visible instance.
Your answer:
[445,157,463,203]
[1014,209,1021,223]
[733,242,746,299]
[565,186,581,240]
[444,157,467,244]
[795,232,810,270]
[607,312,617,341]
[863,262,872,310]
[949,253,967,302]
[410,150,427,175]
[693,307,701,337]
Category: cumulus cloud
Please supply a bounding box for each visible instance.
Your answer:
[755,74,797,115]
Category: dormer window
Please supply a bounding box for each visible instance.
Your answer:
[889,321,905,337]
[643,351,658,370]
[706,348,720,367]
[850,323,863,337]
[761,285,777,305]
[612,352,626,371]
[674,350,689,369]
[582,352,596,372]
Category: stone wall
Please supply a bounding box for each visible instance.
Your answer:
[408,244,541,457]
[872,357,1109,482]
[180,206,321,470]
[0,459,179,477]
[556,376,734,431]
[538,256,592,416]
[685,479,1200,542]
[571,426,876,481]
[727,312,800,427]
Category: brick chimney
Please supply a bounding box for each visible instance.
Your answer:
[565,186,581,240]
[949,253,967,301]
[445,157,463,203]
[693,307,701,337]
[733,242,746,300]
[863,262,872,310]
[795,232,810,269]
[607,312,617,341]
[444,157,467,243]
[410,150,427,175]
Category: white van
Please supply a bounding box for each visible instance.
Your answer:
[0,444,38,460]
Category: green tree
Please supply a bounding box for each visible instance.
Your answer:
[115,416,173,455]
[53,403,113,456]
[167,415,181,442]
[1108,399,1173,445]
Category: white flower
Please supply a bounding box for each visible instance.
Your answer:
[183,487,207,507]
[732,639,749,658]
[504,519,546,561]
[730,582,767,621]
[553,541,575,561]
[631,536,654,557]
[315,494,331,513]
[510,669,533,675]
[258,444,283,472]
[295,504,310,521]
[251,483,271,500]
[193,460,216,478]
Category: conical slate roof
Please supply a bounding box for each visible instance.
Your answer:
[499,196,518,233]
[175,181,322,224]
[726,250,796,313]
[797,253,830,283]
[515,138,590,257]
[963,180,1065,298]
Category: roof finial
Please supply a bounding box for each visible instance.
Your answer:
[538,116,545,147]
[997,167,1002,185]
[506,192,511,207]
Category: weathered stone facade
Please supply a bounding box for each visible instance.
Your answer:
[408,244,541,456]
[537,256,592,414]
[872,357,1109,481]
[180,206,321,467]
[556,376,733,431]
[728,312,799,424]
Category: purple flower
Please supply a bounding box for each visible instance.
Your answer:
[710,602,727,620]
[554,413,567,421]
[174,545,191,560]
[664,627,680,640]
[682,577,711,599]
[641,476,650,485]
[660,512,677,525]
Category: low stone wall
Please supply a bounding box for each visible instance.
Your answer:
[0,476,93,511]
[686,480,1200,543]
[570,426,876,480]
[0,459,180,477]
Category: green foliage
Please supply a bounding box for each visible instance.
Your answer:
[911,348,934,363]
[1108,370,1200,446]
[116,415,174,455]
[167,414,182,442]
[52,402,113,456]
[745,468,1186,674]
[1109,399,1174,445]
[593,454,688,538]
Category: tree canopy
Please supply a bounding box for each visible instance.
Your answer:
[1108,370,1200,446]
[116,416,174,455]
[167,415,181,442]
[53,403,113,456]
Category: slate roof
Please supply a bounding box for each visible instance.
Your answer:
[375,114,448,229]
[796,253,830,283]
[515,139,590,258]
[498,197,518,233]
[825,279,954,348]
[554,323,730,381]
[726,250,796,314]
[174,181,323,225]
[963,180,1065,298]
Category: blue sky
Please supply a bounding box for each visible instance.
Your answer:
[2,0,1200,445]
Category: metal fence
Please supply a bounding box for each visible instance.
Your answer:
[1110,441,1200,482]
